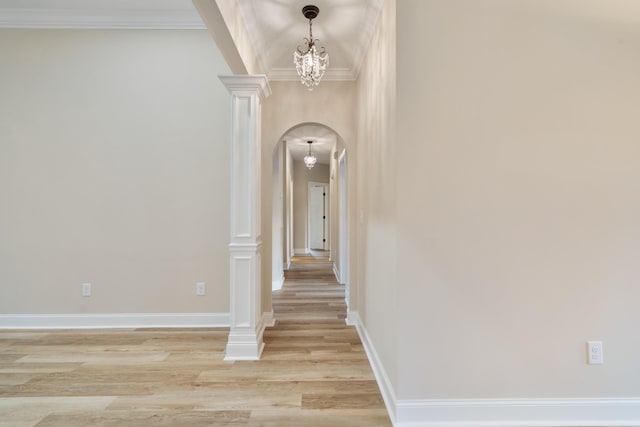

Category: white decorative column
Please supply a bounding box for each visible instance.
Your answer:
[220,75,271,360]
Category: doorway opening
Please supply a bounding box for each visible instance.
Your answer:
[270,122,350,317]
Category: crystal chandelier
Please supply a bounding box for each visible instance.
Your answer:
[293,5,329,91]
[304,141,317,169]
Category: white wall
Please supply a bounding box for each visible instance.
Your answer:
[396,0,640,401]
[0,30,231,321]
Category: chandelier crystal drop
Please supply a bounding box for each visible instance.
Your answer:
[294,5,329,91]
[304,141,317,170]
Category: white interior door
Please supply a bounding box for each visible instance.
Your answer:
[308,183,328,250]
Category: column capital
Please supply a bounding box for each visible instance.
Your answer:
[219,74,271,100]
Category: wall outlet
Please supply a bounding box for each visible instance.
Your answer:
[587,341,603,365]
[196,282,206,296]
[81,283,91,297]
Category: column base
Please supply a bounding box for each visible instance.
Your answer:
[224,312,272,361]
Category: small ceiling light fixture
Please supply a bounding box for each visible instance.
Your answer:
[294,5,329,91]
[304,140,317,170]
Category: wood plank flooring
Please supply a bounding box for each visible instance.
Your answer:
[0,254,391,426]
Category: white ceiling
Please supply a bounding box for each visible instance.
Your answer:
[0,0,383,81]
[284,124,337,165]
[236,0,382,81]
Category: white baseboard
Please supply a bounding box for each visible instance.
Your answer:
[333,263,341,284]
[293,248,310,255]
[395,398,640,426]
[345,310,359,326]
[349,312,398,423]
[0,313,229,329]
[350,312,640,427]
[272,273,284,291]
[262,310,276,328]
[224,311,272,361]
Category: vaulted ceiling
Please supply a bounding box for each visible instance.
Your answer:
[236,0,381,81]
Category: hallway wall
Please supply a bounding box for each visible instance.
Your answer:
[396,0,640,401]
[329,144,342,281]
[261,81,357,313]
[0,30,232,321]
[355,0,398,400]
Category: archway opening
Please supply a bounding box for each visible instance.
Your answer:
[270,122,350,313]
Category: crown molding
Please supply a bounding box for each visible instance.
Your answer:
[0,8,205,29]
[219,74,272,100]
[269,68,355,82]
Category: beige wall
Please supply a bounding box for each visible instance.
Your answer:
[261,81,358,312]
[284,146,294,266]
[355,0,398,392]
[329,144,341,280]
[271,141,284,288]
[0,30,231,315]
[396,0,640,399]
[292,161,330,251]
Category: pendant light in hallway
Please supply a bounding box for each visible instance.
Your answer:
[293,5,329,91]
[304,140,317,170]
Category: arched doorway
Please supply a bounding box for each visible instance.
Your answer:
[270,122,351,313]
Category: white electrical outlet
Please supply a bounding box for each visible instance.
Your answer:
[587,341,604,365]
[82,283,91,297]
[196,282,206,296]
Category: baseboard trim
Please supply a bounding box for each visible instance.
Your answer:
[293,248,311,255]
[0,313,230,329]
[333,263,341,284]
[395,398,640,427]
[224,311,271,361]
[345,310,359,326]
[262,311,276,328]
[350,312,398,423]
[272,273,284,291]
[349,313,640,427]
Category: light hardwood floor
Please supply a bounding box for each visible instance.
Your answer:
[0,254,391,426]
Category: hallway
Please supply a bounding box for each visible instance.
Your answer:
[261,251,391,425]
[0,254,391,426]
[273,252,345,322]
